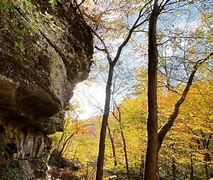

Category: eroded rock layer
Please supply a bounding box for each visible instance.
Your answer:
[0,0,93,177]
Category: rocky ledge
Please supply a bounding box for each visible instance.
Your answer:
[0,0,93,178]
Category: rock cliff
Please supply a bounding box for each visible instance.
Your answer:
[0,0,93,178]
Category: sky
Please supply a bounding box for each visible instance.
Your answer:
[71,81,106,119]
[69,1,204,120]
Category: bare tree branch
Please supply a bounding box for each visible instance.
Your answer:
[158,52,213,151]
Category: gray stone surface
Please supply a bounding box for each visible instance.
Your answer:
[0,1,93,178]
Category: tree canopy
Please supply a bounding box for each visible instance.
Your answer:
[39,0,212,179]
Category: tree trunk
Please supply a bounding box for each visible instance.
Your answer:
[158,52,213,152]
[189,153,194,180]
[120,124,130,180]
[144,1,159,180]
[107,126,117,167]
[204,161,210,180]
[96,65,114,180]
[113,105,130,179]
[94,4,151,179]
[140,154,144,177]
[172,158,176,180]
[59,133,75,155]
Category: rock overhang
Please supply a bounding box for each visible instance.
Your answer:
[0,0,93,133]
[0,0,93,160]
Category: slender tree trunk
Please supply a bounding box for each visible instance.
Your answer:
[203,136,211,180]
[94,4,150,179]
[156,163,160,180]
[113,105,130,179]
[204,161,210,180]
[59,133,75,155]
[190,153,194,180]
[166,164,170,179]
[172,158,176,180]
[120,124,130,180]
[107,126,117,167]
[140,154,144,177]
[85,163,89,180]
[144,1,159,180]
[96,65,114,180]
[158,52,213,152]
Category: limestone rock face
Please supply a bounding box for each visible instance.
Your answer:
[0,0,93,175]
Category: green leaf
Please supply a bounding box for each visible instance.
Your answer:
[49,0,58,8]
[0,0,10,12]
[15,41,26,54]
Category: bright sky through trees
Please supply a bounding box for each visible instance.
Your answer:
[70,2,204,120]
[50,1,212,180]
[71,81,106,119]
